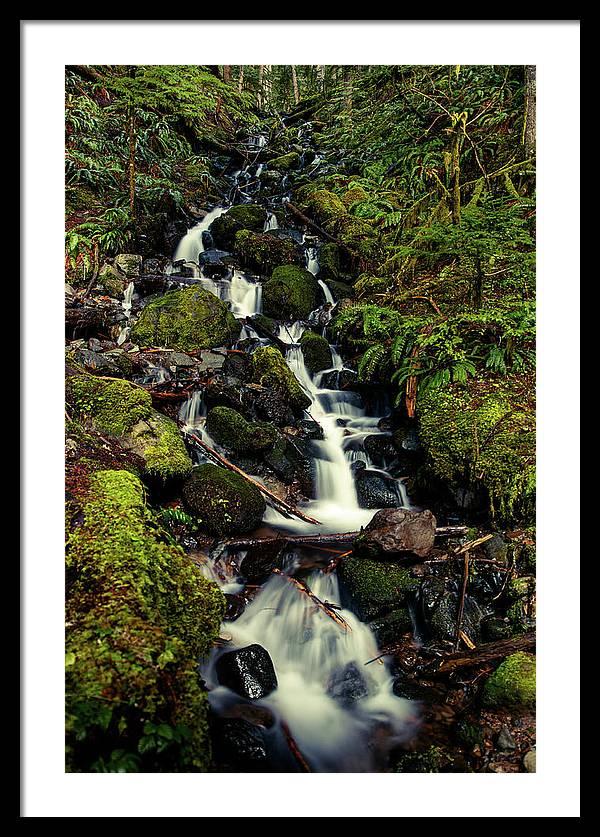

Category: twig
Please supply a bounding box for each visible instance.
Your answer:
[272,568,351,632]
[454,551,470,651]
[280,721,312,771]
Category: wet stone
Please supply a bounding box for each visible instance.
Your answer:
[209,716,269,772]
[215,643,278,700]
[239,540,286,583]
[327,662,370,707]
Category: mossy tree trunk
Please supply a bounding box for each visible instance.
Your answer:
[291,65,300,105]
[223,65,231,84]
[127,66,137,223]
[450,112,467,225]
[238,65,244,93]
[524,65,536,159]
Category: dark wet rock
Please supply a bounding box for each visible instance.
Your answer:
[393,674,441,703]
[483,533,509,565]
[327,662,370,707]
[364,434,398,467]
[496,725,517,751]
[196,350,228,374]
[319,368,358,391]
[223,703,276,729]
[355,469,402,510]
[420,577,483,645]
[169,261,196,278]
[142,257,169,275]
[353,508,437,559]
[215,643,278,700]
[350,459,367,474]
[139,350,197,369]
[298,418,324,440]
[369,607,413,647]
[240,539,287,583]
[198,248,235,278]
[87,337,104,353]
[209,716,269,772]
[251,387,296,427]
[201,229,214,250]
[263,434,313,494]
[263,227,304,244]
[224,593,246,621]
[338,556,419,621]
[223,350,251,381]
[392,426,421,454]
[204,380,245,413]
[114,253,142,277]
[481,615,512,641]
[70,348,124,377]
[248,313,279,342]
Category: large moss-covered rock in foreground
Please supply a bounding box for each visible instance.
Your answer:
[267,151,301,172]
[299,330,332,374]
[66,470,225,772]
[481,652,536,710]
[338,555,419,621]
[234,230,301,273]
[206,406,277,453]
[182,464,266,537]
[251,346,311,411]
[66,374,192,480]
[131,286,241,351]
[263,264,321,321]
[209,204,267,250]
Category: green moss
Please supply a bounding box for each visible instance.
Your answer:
[395,745,446,773]
[323,278,355,301]
[234,229,301,273]
[482,652,536,709]
[317,242,341,282]
[268,151,301,171]
[418,384,535,522]
[251,346,311,411]
[303,189,346,226]
[369,607,412,647]
[131,286,241,351]
[248,313,277,338]
[97,263,126,297]
[338,556,419,621]
[67,374,153,437]
[209,204,267,250]
[126,413,193,480]
[299,330,333,374]
[206,406,277,452]
[66,470,225,772]
[342,187,368,208]
[263,264,321,321]
[182,463,266,537]
[455,720,485,748]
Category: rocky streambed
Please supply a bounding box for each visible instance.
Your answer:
[65,123,536,774]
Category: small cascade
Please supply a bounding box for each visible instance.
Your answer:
[117,280,135,345]
[264,211,279,231]
[172,206,227,273]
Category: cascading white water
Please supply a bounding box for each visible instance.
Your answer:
[117,280,136,345]
[172,205,228,271]
[200,555,418,772]
[264,211,279,231]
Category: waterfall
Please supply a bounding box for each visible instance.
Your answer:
[117,280,135,345]
[264,211,279,231]
[172,206,228,270]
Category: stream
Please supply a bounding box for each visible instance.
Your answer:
[168,139,419,771]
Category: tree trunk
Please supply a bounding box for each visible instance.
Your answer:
[127,66,136,223]
[524,65,536,158]
[263,65,272,109]
[450,112,466,225]
[344,66,353,116]
[316,65,325,91]
[291,65,300,105]
[223,65,231,84]
[238,65,244,93]
[257,65,264,108]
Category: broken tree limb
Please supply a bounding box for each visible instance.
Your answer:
[454,551,470,651]
[285,202,349,251]
[418,632,536,677]
[280,721,312,772]
[272,568,351,632]
[180,426,321,526]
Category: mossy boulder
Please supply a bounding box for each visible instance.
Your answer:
[317,242,341,282]
[338,555,419,621]
[303,189,346,227]
[209,204,267,250]
[299,330,332,374]
[206,406,277,453]
[182,464,266,537]
[481,652,536,710]
[234,229,301,273]
[251,346,311,411]
[97,263,127,297]
[267,151,301,172]
[342,186,368,209]
[114,253,142,278]
[263,264,321,321]
[66,470,225,772]
[66,374,192,480]
[369,607,412,647]
[248,313,278,341]
[418,383,536,522]
[131,286,241,351]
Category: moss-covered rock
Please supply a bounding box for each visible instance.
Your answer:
[342,186,368,209]
[251,346,311,411]
[114,253,142,277]
[131,286,241,351]
[248,313,278,340]
[267,151,301,171]
[66,374,192,480]
[303,189,346,226]
[209,204,267,250]
[206,406,277,453]
[481,652,536,710]
[97,263,127,297]
[263,264,321,321]
[394,745,446,773]
[234,229,301,273]
[182,463,266,537]
[338,555,419,621]
[418,383,536,522]
[317,242,341,282]
[66,470,225,772]
[299,330,333,374]
[369,607,412,647]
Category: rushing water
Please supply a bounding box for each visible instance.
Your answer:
[174,196,416,771]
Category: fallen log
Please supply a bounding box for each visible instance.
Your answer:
[285,201,349,250]
[272,568,351,632]
[418,632,536,677]
[223,525,468,551]
[181,426,321,526]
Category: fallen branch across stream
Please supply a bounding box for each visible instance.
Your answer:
[281,721,312,772]
[418,632,536,677]
[222,525,468,551]
[180,425,321,526]
[285,201,349,251]
[272,568,352,632]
